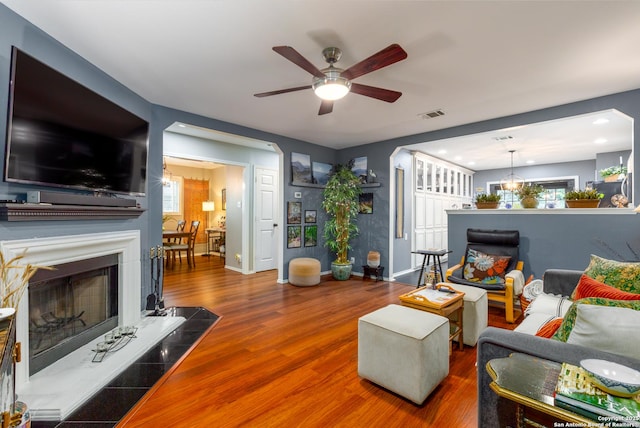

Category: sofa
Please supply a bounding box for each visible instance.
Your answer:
[476,268,640,427]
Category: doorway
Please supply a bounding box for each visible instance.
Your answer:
[162,123,282,277]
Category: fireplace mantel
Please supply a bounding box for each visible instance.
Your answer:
[0,203,145,221]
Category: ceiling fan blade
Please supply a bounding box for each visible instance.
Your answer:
[318,100,333,115]
[350,83,402,103]
[254,85,311,98]
[341,44,407,80]
[272,46,326,78]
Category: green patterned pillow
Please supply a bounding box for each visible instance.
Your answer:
[583,254,640,294]
[552,297,640,342]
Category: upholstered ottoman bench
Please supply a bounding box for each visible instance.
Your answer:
[357,304,449,404]
[448,283,488,346]
[288,257,321,286]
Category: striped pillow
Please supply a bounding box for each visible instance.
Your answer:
[571,274,640,300]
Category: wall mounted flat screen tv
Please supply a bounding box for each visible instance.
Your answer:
[4,47,148,196]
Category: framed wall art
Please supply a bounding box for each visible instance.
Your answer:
[291,152,312,184]
[358,193,373,214]
[351,156,368,184]
[304,210,317,223]
[312,162,333,185]
[304,225,317,247]
[396,167,404,238]
[287,226,302,248]
[287,201,302,224]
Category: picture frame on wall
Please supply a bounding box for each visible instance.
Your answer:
[291,152,312,184]
[287,226,302,248]
[351,156,368,184]
[287,201,302,224]
[312,162,333,185]
[304,210,317,223]
[222,188,226,210]
[304,225,317,247]
[396,167,404,238]
[359,193,373,214]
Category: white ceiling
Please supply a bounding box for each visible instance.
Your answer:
[3,0,640,170]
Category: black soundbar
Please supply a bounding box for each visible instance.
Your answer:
[27,191,137,207]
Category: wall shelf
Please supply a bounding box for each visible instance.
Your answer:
[0,203,145,221]
[290,182,381,189]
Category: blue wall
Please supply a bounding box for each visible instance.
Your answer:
[3,3,640,292]
[448,211,640,279]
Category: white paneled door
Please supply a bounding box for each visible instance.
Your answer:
[255,167,278,272]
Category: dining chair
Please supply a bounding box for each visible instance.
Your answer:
[166,220,200,268]
[163,220,186,265]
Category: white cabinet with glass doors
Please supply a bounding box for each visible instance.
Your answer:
[413,152,474,269]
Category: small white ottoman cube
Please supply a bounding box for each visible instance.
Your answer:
[358,304,449,404]
[448,283,488,346]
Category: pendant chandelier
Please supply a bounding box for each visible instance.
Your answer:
[500,150,524,192]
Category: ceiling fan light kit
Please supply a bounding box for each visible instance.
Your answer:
[313,70,351,101]
[255,43,407,114]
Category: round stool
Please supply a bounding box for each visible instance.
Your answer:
[289,258,321,286]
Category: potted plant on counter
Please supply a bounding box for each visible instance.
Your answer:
[516,184,544,209]
[474,193,501,209]
[565,188,604,208]
[322,164,362,280]
[600,165,627,182]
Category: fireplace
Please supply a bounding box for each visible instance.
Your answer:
[0,230,142,387]
[28,254,119,375]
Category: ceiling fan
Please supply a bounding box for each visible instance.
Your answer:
[254,44,408,115]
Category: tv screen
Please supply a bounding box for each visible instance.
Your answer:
[4,47,148,196]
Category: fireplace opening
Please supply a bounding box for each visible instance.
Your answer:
[28,254,118,375]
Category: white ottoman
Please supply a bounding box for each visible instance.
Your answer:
[358,304,449,404]
[448,283,488,346]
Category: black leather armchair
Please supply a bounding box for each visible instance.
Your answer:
[446,229,524,323]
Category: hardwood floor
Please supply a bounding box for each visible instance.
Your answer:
[119,256,518,427]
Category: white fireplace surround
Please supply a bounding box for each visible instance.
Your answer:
[0,230,142,387]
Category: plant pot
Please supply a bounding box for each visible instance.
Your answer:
[367,251,380,268]
[604,175,620,182]
[520,197,538,209]
[475,202,499,209]
[331,262,352,280]
[566,199,601,208]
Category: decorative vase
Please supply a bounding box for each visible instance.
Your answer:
[367,251,380,268]
[331,262,352,280]
[475,202,499,209]
[520,197,538,209]
[566,199,600,208]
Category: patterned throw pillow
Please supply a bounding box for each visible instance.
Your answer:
[463,249,511,285]
[571,274,640,300]
[551,298,640,342]
[583,254,640,294]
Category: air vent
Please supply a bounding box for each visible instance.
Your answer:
[418,109,445,119]
[492,135,514,141]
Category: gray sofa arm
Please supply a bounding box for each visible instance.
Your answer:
[542,269,583,296]
[476,327,640,427]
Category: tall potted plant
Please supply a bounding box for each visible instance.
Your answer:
[322,164,362,280]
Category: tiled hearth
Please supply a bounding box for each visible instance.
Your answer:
[31,307,219,427]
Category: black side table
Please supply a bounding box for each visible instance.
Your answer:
[362,265,384,281]
[411,249,452,288]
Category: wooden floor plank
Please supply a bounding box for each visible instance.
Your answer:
[119,256,519,427]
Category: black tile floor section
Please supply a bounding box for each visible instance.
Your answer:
[30,306,220,428]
